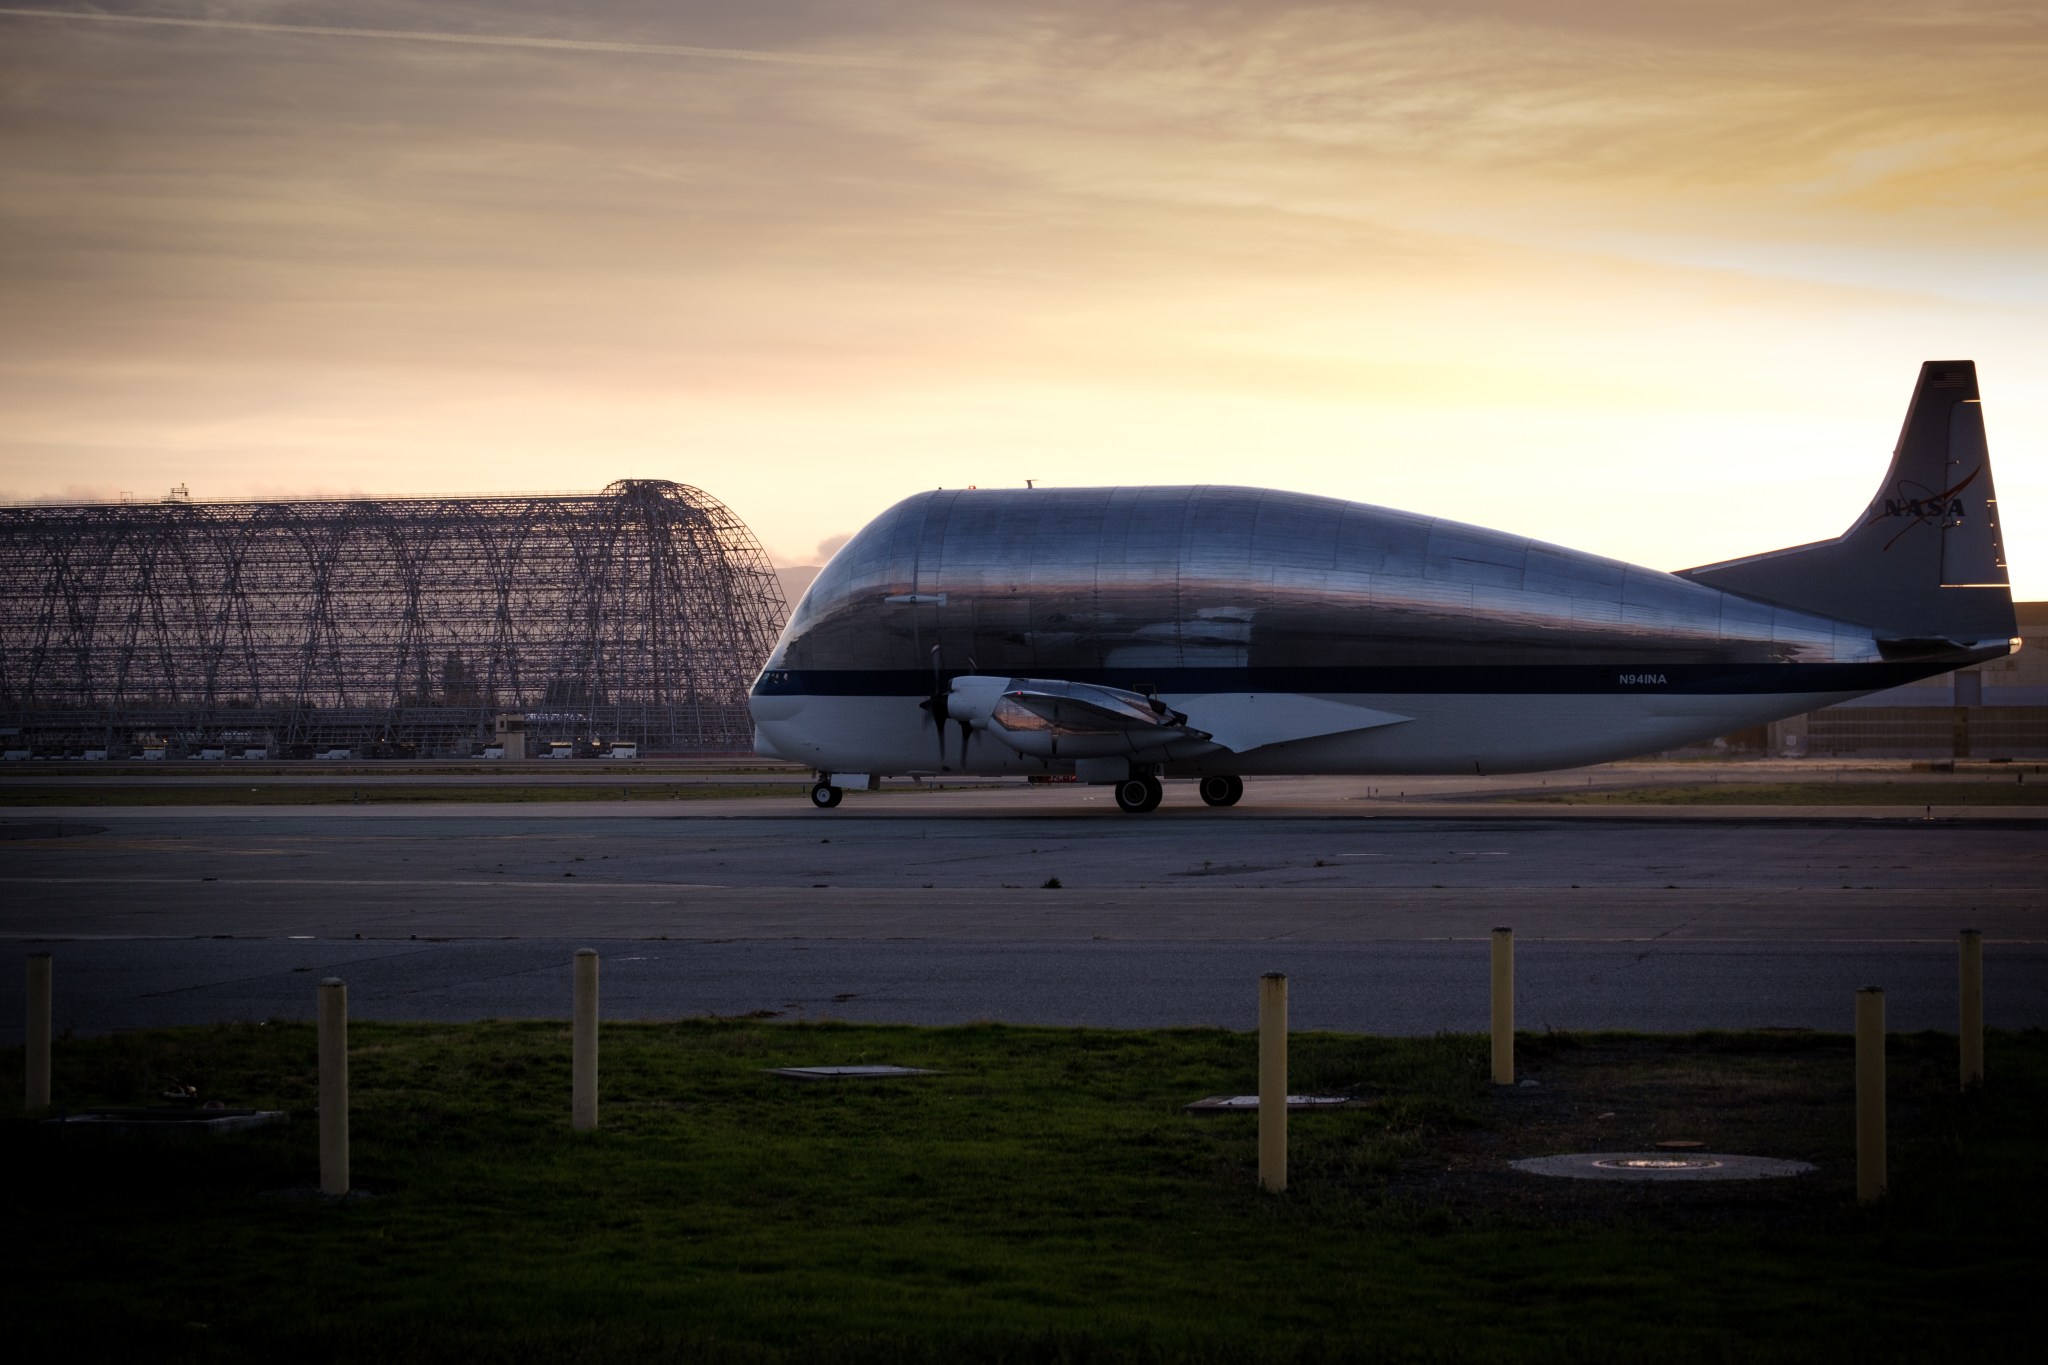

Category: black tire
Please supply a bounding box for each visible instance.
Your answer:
[1199,774,1244,807]
[809,782,843,809]
[1138,775,1164,812]
[1113,777,1155,813]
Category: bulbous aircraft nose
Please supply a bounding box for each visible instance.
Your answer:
[747,692,807,722]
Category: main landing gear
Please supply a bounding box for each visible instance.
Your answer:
[1111,774,1243,813]
[1113,775,1164,814]
[809,781,843,809]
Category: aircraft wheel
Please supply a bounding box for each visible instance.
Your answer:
[1113,776,1160,814]
[1199,774,1244,807]
[809,781,843,809]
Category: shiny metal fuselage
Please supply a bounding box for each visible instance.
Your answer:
[750,486,1988,776]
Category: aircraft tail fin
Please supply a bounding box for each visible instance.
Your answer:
[1677,360,2015,643]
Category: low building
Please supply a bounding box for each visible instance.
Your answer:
[1768,601,2047,758]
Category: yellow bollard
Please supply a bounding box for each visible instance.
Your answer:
[26,953,52,1113]
[573,949,599,1131]
[1490,927,1514,1085]
[1856,986,1885,1204]
[318,978,349,1197]
[1258,972,1287,1194]
[1959,929,1983,1090]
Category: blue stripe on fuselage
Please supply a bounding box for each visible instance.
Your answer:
[751,662,1957,698]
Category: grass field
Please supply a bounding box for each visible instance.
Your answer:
[6,1021,2041,1362]
[1507,780,2047,806]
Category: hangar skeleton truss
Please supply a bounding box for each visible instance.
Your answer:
[0,480,786,755]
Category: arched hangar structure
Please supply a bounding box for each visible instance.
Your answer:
[0,481,786,756]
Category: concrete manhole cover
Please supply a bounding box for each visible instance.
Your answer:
[768,1066,939,1080]
[44,1107,288,1137]
[1184,1094,1364,1113]
[1511,1151,1816,1182]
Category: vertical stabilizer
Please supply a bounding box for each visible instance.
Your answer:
[1678,361,2015,642]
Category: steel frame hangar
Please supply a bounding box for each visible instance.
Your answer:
[0,480,786,756]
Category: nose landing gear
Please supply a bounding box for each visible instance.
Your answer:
[1198,774,1244,807]
[1113,775,1164,813]
[809,781,843,809]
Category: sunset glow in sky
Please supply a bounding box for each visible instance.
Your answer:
[3,1,2043,593]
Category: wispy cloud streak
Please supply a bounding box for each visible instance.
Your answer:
[0,5,903,68]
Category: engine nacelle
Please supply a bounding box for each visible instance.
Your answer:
[936,675,1011,729]
[940,675,1210,763]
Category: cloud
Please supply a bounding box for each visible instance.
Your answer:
[0,5,905,68]
[0,2,2042,590]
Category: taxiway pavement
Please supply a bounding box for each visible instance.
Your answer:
[3,780,2041,1038]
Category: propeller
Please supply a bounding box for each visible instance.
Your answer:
[918,647,974,768]
[919,647,948,765]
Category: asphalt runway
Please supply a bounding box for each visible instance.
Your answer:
[2,782,2042,1038]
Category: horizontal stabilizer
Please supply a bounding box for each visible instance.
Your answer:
[1180,693,1411,754]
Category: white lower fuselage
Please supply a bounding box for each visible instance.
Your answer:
[751,686,1873,778]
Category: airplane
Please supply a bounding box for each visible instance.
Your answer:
[751,361,2018,812]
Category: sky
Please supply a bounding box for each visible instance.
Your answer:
[2,1,2044,595]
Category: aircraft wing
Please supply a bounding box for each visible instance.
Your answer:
[983,678,1409,754]
[1178,693,1412,754]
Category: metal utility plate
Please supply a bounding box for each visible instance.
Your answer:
[1184,1094,1363,1113]
[768,1065,939,1080]
[44,1108,289,1136]
[1510,1151,1816,1182]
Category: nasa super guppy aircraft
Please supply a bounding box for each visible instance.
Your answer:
[752,361,2018,812]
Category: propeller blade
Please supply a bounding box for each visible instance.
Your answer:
[927,645,949,764]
